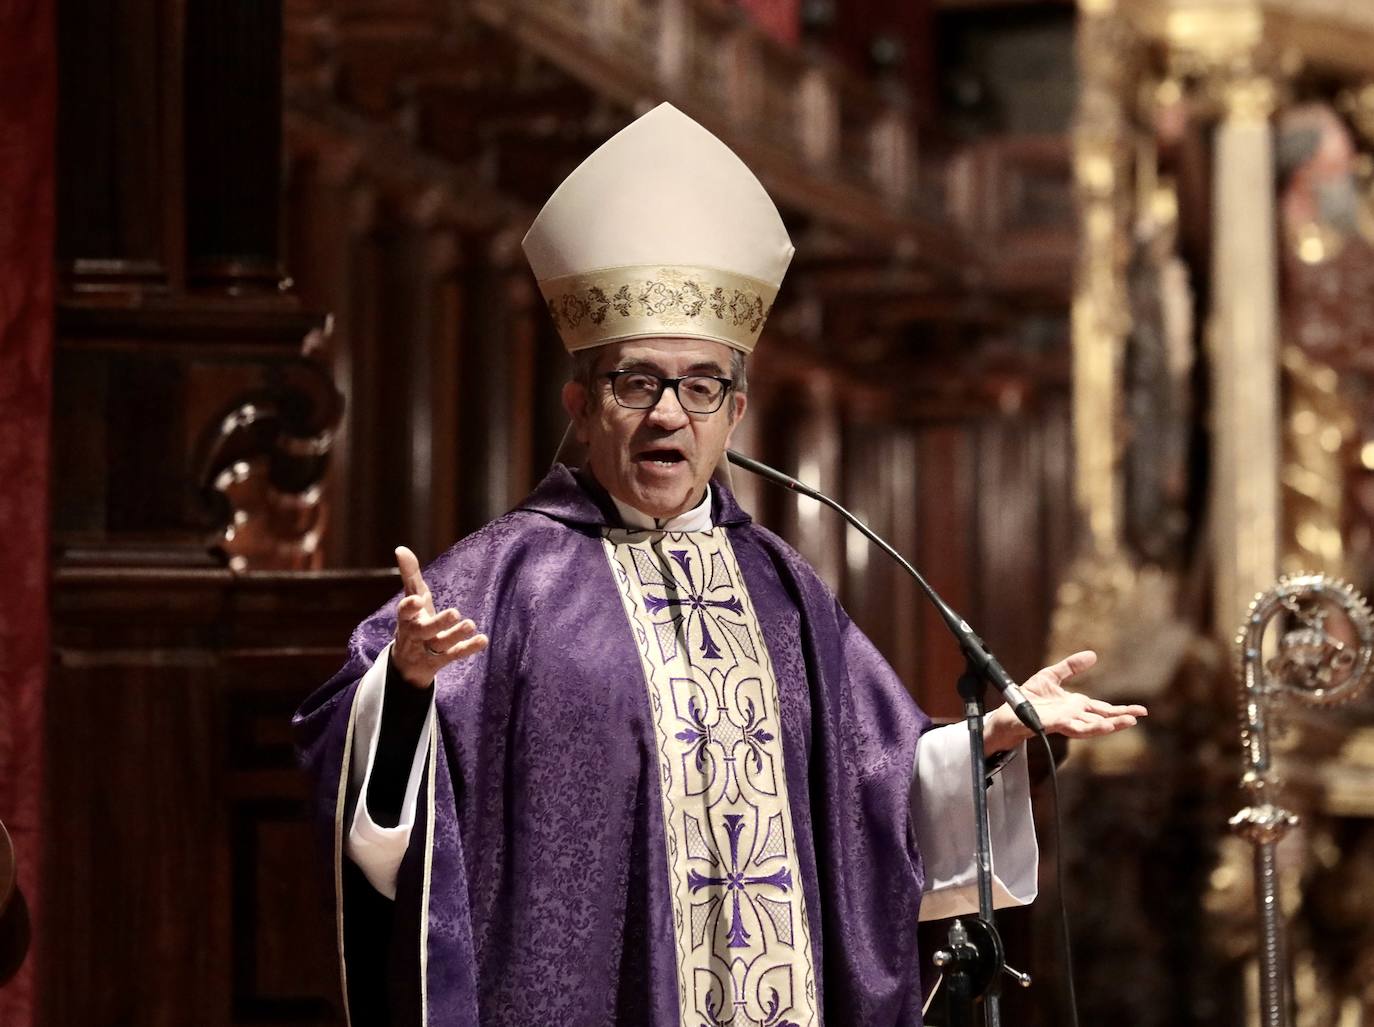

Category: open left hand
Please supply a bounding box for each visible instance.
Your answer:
[983,650,1148,754]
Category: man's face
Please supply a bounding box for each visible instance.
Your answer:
[562,337,747,519]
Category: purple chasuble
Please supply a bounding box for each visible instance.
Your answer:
[294,465,932,1026]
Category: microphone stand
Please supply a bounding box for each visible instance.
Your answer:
[727,449,1041,1026]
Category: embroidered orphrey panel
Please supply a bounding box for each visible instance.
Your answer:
[604,528,817,1027]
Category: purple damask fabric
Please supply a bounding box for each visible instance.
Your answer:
[294,465,931,1026]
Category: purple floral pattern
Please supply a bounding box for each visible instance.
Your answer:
[606,528,817,1027]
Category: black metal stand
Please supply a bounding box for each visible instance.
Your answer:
[930,656,1032,1027]
[933,917,1002,1027]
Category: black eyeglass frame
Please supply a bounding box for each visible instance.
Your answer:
[600,370,736,414]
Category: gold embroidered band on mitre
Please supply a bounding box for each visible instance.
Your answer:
[538,264,779,353]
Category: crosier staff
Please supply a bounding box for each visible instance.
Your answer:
[1232,574,1374,1027]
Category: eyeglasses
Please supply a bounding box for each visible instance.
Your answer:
[602,370,734,414]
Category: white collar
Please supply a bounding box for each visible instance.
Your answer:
[610,486,714,532]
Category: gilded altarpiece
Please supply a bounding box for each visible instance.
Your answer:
[1056,1,1374,1023]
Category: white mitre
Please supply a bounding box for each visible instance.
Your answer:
[522,102,794,354]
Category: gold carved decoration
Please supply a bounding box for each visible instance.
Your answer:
[1281,347,1354,578]
[1070,0,1136,560]
[1335,84,1374,252]
[1053,2,1194,705]
[1050,554,1187,703]
[1340,82,1374,147]
[1065,6,1374,1025]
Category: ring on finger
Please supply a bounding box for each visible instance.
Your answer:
[424,643,444,657]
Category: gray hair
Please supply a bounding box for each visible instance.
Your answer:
[570,345,749,410]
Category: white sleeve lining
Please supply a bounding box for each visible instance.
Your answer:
[911,722,1039,922]
[344,641,435,900]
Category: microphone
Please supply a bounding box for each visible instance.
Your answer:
[726,449,1044,735]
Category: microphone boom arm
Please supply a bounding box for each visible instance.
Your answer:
[726,449,1044,734]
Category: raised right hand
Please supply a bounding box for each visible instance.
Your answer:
[390,545,489,688]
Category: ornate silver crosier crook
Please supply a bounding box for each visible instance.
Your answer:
[1231,574,1374,1027]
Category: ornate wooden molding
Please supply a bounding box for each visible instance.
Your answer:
[945,135,1077,300]
[199,355,342,573]
[1049,0,1197,696]
[284,0,986,279]
[470,0,965,261]
[284,99,528,233]
[53,303,340,573]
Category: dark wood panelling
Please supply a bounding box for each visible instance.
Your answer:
[1039,394,1076,641]
[841,422,895,647]
[816,0,938,122]
[885,428,924,692]
[770,374,846,586]
[231,801,337,1023]
[43,570,395,1027]
[423,233,465,553]
[974,413,1048,678]
[454,249,542,535]
[915,423,977,720]
[184,0,285,287]
[372,221,434,555]
[56,0,171,284]
[341,208,387,565]
[946,135,1075,300]
[43,657,225,1027]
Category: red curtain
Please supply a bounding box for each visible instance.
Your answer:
[0,0,54,1021]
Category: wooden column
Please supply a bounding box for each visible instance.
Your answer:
[885,427,922,694]
[915,423,976,721]
[283,142,367,565]
[422,229,466,550]
[840,418,899,668]
[785,374,844,587]
[185,0,284,288]
[56,0,179,290]
[975,414,1048,678]
[456,231,542,532]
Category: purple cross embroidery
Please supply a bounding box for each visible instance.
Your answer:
[687,814,793,948]
[642,549,745,660]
